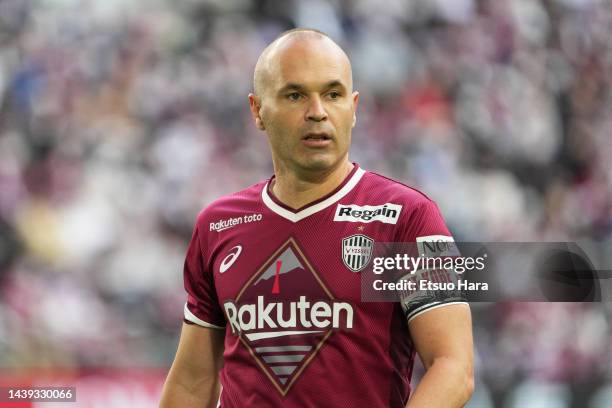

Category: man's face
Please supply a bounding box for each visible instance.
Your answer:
[250,37,359,175]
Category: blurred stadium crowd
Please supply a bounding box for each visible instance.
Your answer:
[0,0,611,406]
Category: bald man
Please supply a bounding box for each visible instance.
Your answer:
[160,29,474,408]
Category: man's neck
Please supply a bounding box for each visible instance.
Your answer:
[271,161,354,210]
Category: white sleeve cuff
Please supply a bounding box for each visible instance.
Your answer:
[184,303,225,329]
[407,301,469,323]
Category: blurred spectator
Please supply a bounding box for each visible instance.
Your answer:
[0,0,611,406]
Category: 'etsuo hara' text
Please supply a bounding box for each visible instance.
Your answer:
[373,279,488,292]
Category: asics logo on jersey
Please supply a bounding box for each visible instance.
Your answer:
[334,203,402,224]
[219,245,242,273]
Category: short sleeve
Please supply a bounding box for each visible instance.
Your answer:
[183,223,226,329]
[402,199,452,240]
[398,200,467,322]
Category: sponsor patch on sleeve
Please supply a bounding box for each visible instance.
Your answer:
[416,235,458,257]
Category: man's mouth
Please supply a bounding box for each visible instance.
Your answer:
[302,133,332,141]
[302,132,333,148]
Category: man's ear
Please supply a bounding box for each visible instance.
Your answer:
[351,91,360,128]
[248,93,266,130]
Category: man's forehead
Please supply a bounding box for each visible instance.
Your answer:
[272,38,351,87]
[254,32,352,95]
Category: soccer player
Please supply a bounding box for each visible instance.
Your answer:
[160,28,474,408]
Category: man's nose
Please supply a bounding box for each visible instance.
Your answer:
[305,96,328,122]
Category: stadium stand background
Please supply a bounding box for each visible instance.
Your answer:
[0,0,611,406]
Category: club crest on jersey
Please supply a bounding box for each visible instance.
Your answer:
[342,234,374,272]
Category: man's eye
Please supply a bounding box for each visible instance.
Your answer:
[328,91,341,99]
[288,92,302,101]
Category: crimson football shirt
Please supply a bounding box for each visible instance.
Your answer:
[182,164,466,407]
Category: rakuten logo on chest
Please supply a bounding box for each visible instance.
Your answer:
[334,203,403,224]
[224,296,353,334]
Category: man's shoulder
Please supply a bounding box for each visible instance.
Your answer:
[360,170,435,208]
[194,179,267,226]
[360,170,451,237]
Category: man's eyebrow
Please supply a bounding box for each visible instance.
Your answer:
[277,80,348,93]
[323,80,347,90]
[278,83,306,93]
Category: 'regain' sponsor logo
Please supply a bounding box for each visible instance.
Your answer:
[224,238,353,396]
[334,203,402,224]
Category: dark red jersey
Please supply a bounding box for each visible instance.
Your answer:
[183,164,465,407]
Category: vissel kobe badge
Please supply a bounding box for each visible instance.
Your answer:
[342,234,374,272]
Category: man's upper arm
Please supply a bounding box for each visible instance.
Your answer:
[172,323,225,380]
[161,211,227,407]
[408,303,473,370]
[160,323,225,407]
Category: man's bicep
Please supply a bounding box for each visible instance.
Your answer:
[172,322,225,379]
[160,323,224,407]
[408,303,473,369]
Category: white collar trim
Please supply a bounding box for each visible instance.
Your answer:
[262,167,366,223]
